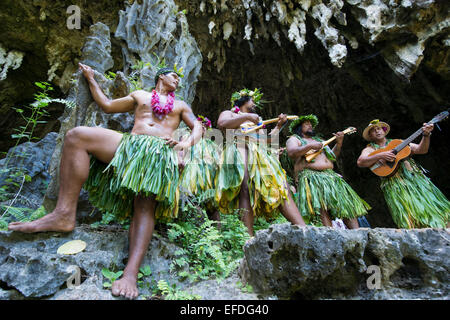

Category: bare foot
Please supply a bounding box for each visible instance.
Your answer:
[111,276,139,300]
[8,210,76,233]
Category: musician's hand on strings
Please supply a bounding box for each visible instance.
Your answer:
[377,150,396,162]
[422,123,434,136]
[333,131,344,145]
[309,141,323,151]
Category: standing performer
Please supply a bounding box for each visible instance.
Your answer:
[215,88,306,236]
[179,115,221,222]
[8,63,203,299]
[286,114,370,228]
[357,119,449,228]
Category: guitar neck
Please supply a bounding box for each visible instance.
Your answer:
[320,128,354,147]
[393,128,423,153]
[261,116,298,126]
[321,136,336,147]
[392,110,449,153]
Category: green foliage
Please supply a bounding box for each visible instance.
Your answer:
[167,196,250,282]
[127,53,185,92]
[90,211,130,230]
[105,71,117,80]
[0,205,47,231]
[156,280,200,300]
[236,280,254,293]
[0,82,74,223]
[253,213,288,232]
[137,265,153,291]
[101,268,123,289]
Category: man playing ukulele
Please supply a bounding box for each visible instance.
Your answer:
[215,88,306,236]
[286,114,370,228]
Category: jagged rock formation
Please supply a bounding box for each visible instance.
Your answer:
[181,0,449,81]
[239,223,450,299]
[42,21,135,215]
[0,44,24,81]
[115,0,203,104]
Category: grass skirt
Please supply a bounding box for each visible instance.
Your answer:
[84,133,179,222]
[179,138,221,209]
[296,169,371,220]
[215,141,289,220]
[381,162,449,228]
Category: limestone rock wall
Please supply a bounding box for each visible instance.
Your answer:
[180,0,449,80]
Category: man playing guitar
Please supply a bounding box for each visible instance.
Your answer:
[357,119,449,228]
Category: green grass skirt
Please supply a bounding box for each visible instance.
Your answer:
[381,162,450,228]
[296,169,371,220]
[84,133,180,222]
[179,138,221,209]
[214,141,289,220]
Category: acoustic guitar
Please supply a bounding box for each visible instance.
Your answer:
[369,110,449,177]
[240,115,299,134]
[305,127,357,162]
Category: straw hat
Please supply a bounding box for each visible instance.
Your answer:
[362,119,390,141]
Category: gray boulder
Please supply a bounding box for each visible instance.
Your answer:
[0,225,184,299]
[0,132,58,210]
[239,224,450,299]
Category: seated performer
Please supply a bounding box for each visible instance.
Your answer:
[286,114,370,228]
[215,88,306,236]
[179,115,221,223]
[357,119,449,228]
[8,63,202,299]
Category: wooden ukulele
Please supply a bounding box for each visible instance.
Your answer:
[369,110,449,177]
[305,127,357,162]
[240,115,299,134]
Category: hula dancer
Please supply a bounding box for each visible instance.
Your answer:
[286,115,370,228]
[215,88,306,236]
[8,63,202,299]
[357,119,449,228]
[179,115,221,222]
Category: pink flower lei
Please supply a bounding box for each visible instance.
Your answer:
[197,115,212,129]
[231,106,240,113]
[151,90,175,117]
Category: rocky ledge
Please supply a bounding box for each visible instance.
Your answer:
[1,223,448,300]
[239,224,449,299]
[0,225,258,300]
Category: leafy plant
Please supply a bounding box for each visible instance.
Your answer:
[101,268,123,289]
[236,280,254,293]
[155,279,200,300]
[105,71,117,80]
[137,265,153,291]
[0,82,74,223]
[167,196,250,282]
